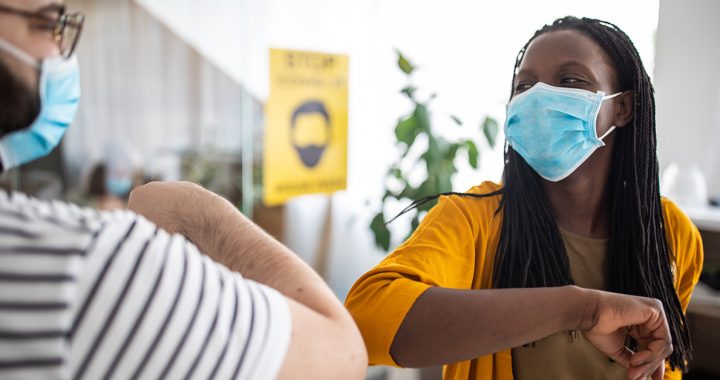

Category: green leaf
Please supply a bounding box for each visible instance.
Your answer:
[389,167,403,179]
[437,169,453,193]
[370,212,391,251]
[446,142,461,161]
[395,114,421,153]
[417,198,438,212]
[396,50,415,74]
[422,137,442,167]
[414,103,431,133]
[401,86,416,99]
[450,115,463,126]
[482,116,499,148]
[414,178,435,198]
[382,190,395,201]
[398,183,420,200]
[464,140,479,169]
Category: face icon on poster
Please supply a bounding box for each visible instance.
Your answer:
[290,100,331,168]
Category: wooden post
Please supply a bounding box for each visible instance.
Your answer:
[313,195,333,278]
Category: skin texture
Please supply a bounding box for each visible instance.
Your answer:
[390,30,670,380]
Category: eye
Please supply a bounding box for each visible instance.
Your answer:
[514,82,534,94]
[559,77,586,86]
[30,21,56,32]
[29,5,63,32]
[29,15,58,32]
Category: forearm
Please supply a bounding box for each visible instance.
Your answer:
[188,194,344,320]
[390,285,597,367]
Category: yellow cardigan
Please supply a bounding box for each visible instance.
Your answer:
[345,181,704,380]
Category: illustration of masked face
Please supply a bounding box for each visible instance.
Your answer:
[290,101,331,168]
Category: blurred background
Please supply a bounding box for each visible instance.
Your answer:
[1,0,719,379]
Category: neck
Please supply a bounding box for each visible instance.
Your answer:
[542,167,611,239]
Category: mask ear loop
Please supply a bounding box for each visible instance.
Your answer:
[0,38,40,68]
[603,91,624,101]
[599,126,616,141]
[597,91,624,141]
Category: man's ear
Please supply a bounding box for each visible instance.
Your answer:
[613,91,634,128]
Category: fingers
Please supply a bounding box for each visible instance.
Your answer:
[629,325,673,365]
[609,345,635,369]
[626,332,671,380]
[627,361,665,380]
[589,294,671,380]
[651,364,665,380]
[627,349,668,380]
[630,350,653,367]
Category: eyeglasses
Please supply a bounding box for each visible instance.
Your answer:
[0,3,84,59]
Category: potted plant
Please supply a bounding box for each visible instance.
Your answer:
[370,50,498,251]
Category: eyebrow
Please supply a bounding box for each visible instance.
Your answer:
[515,68,535,79]
[515,59,592,80]
[554,60,592,71]
[37,2,65,12]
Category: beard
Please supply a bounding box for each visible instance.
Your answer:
[0,57,40,137]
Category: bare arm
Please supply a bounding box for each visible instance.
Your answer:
[128,181,367,380]
[392,286,672,380]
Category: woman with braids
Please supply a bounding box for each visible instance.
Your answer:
[345,16,703,380]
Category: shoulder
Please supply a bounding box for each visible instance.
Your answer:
[435,181,503,219]
[0,190,152,251]
[0,190,103,225]
[468,180,504,195]
[414,181,503,239]
[661,197,700,245]
[660,198,703,278]
[0,190,105,244]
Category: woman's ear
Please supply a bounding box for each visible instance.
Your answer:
[613,91,634,128]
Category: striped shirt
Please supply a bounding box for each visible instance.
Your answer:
[0,191,291,379]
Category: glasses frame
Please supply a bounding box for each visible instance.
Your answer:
[0,3,85,58]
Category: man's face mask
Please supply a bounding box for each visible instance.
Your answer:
[0,37,80,171]
[504,82,622,182]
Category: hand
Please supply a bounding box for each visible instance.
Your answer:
[581,289,673,380]
[127,181,221,238]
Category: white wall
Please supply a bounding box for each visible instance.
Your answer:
[655,0,720,199]
[131,0,660,298]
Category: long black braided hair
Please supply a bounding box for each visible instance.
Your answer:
[393,16,691,371]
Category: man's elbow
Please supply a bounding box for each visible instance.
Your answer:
[335,315,369,379]
[278,303,368,380]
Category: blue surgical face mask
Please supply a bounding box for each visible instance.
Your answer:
[504,82,622,182]
[105,176,132,198]
[0,38,80,170]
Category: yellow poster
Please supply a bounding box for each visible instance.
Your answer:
[263,48,348,206]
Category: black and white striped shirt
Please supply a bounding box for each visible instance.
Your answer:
[0,191,291,379]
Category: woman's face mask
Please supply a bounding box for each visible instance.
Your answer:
[0,37,80,171]
[504,82,622,182]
